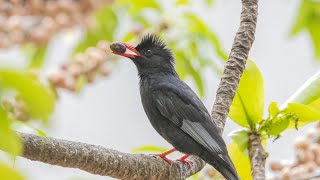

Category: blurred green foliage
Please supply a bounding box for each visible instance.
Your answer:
[291,0,320,60]
[113,0,225,97]
[0,0,319,179]
[71,0,224,97]
[12,121,47,137]
[117,0,161,14]
[131,145,168,153]
[285,71,320,105]
[0,70,56,122]
[0,108,21,156]
[21,45,48,69]
[0,162,24,180]
[0,69,56,179]
[0,106,24,179]
[74,6,118,53]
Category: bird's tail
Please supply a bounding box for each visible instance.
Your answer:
[200,152,240,180]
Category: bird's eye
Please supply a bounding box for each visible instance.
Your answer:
[145,49,153,56]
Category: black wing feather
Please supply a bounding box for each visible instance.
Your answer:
[152,82,239,180]
[153,87,229,158]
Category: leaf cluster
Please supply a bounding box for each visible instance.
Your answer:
[227,60,320,179]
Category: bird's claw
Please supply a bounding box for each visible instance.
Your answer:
[150,154,173,165]
[176,158,190,166]
[149,148,176,165]
[176,154,191,166]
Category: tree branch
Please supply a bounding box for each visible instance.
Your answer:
[248,132,266,180]
[19,132,205,180]
[210,0,263,179]
[14,0,259,179]
[211,0,259,132]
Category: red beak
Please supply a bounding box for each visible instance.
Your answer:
[112,43,141,58]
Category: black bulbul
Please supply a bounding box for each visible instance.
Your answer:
[110,34,240,180]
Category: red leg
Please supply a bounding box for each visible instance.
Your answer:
[151,148,176,164]
[176,154,191,166]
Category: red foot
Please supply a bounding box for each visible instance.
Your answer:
[152,154,173,164]
[150,148,176,165]
[176,154,191,166]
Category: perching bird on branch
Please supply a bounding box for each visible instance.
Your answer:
[110,34,240,180]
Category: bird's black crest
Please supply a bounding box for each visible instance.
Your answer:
[135,34,174,65]
[136,34,168,51]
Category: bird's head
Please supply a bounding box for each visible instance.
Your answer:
[110,34,175,75]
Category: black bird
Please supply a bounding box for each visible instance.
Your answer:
[110,34,240,180]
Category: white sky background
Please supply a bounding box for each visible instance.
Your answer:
[1,0,319,179]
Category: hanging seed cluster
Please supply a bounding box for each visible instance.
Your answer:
[0,0,113,48]
[47,40,112,92]
[268,121,320,180]
[2,41,114,121]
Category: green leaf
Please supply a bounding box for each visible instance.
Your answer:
[133,15,152,27]
[284,70,320,105]
[310,97,320,109]
[207,32,228,61]
[260,116,290,136]
[175,54,188,80]
[0,163,24,180]
[11,121,46,137]
[0,108,22,156]
[183,13,227,61]
[183,13,208,34]
[206,0,214,6]
[176,0,189,5]
[268,102,280,119]
[187,173,201,180]
[0,69,56,122]
[282,70,320,128]
[285,103,320,128]
[228,142,252,180]
[290,0,320,60]
[308,22,320,59]
[131,145,168,153]
[228,60,264,128]
[94,6,118,41]
[290,0,311,36]
[21,45,47,69]
[73,32,99,54]
[122,32,136,42]
[229,130,249,154]
[116,0,161,14]
[74,6,118,53]
[174,50,205,97]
